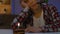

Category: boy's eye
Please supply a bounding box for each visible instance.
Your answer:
[24,0,28,3]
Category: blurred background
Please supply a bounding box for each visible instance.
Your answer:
[0,0,16,29]
[0,0,11,14]
[11,0,60,15]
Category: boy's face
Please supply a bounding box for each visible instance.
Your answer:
[21,0,37,9]
[23,0,37,7]
[22,0,45,7]
[21,0,44,11]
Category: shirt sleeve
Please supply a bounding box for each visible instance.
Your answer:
[42,4,60,32]
[11,18,17,26]
[44,5,60,32]
[51,5,60,32]
[11,11,29,30]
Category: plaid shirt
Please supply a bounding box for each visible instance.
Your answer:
[12,3,60,32]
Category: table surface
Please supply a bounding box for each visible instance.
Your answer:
[0,29,13,34]
[0,29,60,34]
[25,32,60,34]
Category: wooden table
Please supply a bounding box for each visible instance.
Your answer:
[14,31,24,34]
[13,29,25,34]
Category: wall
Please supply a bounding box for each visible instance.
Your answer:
[11,0,60,15]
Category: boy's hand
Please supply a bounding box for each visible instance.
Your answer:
[25,26,43,32]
